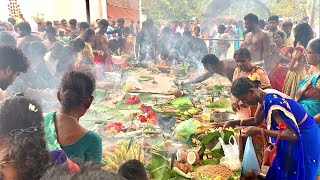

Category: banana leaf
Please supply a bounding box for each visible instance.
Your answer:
[138,75,155,81]
[115,93,153,110]
[202,130,220,145]
[171,97,192,108]
[92,89,108,104]
[145,153,171,180]
[209,98,231,108]
[200,158,220,165]
[81,104,126,127]
[152,103,180,116]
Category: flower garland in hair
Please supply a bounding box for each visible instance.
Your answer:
[247,73,260,82]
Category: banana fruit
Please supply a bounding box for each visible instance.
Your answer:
[102,143,145,171]
[187,108,199,115]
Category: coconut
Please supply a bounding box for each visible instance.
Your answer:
[174,89,183,98]
[187,151,200,165]
[177,163,192,174]
[176,149,188,163]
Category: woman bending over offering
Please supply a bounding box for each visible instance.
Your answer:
[224,77,320,180]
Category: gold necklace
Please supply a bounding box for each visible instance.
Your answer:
[56,112,78,121]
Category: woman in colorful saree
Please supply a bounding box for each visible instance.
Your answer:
[283,23,314,98]
[224,77,320,180]
[272,31,294,59]
[295,38,320,122]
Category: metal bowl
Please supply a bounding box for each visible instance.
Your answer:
[158,67,170,73]
[212,112,236,123]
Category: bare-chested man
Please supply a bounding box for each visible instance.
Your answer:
[90,19,110,71]
[181,54,237,85]
[242,13,271,72]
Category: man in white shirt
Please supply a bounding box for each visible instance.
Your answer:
[209,20,218,38]
[44,42,66,77]
[175,22,185,35]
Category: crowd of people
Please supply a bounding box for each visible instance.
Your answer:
[0,10,319,180]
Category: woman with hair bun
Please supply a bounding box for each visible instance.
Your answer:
[224,77,320,180]
[43,70,102,163]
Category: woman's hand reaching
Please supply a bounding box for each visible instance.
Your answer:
[241,126,261,137]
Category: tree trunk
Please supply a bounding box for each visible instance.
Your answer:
[308,0,317,27]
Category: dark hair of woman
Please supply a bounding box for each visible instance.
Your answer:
[194,26,201,32]
[218,25,226,32]
[309,38,320,54]
[40,161,125,180]
[273,31,286,39]
[293,23,314,48]
[233,48,251,60]
[231,77,260,97]
[0,95,51,180]
[58,70,96,110]
[69,38,85,53]
[83,29,95,42]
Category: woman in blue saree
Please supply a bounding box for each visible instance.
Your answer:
[225,77,320,180]
[296,38,320,122]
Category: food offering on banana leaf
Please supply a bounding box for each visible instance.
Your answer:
[102,141,147,171]
[192,165,235,180]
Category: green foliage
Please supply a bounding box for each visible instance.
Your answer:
[264,0,308,19]
[142,0,212,21]
[142,0,316,22]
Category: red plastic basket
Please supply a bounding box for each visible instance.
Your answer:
[111,55,127,65]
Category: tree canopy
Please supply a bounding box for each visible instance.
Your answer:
[141,0,318,23]
[142,0,212,21]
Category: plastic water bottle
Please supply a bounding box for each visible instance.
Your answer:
[202,105,211,125]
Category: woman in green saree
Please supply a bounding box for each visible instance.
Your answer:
[43,70,102,163]
[295,38,320,123]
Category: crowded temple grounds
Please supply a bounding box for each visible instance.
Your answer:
[0,0,320,179]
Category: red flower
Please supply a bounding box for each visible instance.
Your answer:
[152,118,158,125]
[140,104,152,112]
[106,122,123,132]
[142,140,149,146]
[145,111,158,125]
[147,111,158,120]
[277,122,287,130]
[124,96,140,105]
[139,115,147,122]
[150,134,158,138]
